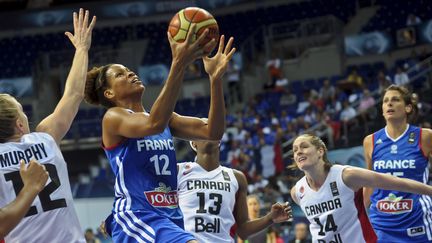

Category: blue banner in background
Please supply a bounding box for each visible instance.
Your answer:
[418,19,432,44]
[0,0,246,30]
[327,146,365,168]
[0,77,33,98]
[138,64,169,85]
[345,31,393,56]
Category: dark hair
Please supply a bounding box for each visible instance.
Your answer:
[0,94,20,143]
[288,133,332,172]
[84,64,115,108]
[383,84,418,122]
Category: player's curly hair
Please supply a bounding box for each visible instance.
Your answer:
[383,84,418,123]
[288,133,333,172]
[84,64,115,108]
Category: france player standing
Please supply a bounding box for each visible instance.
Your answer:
[363,85,432,242]
[84,28,236,242]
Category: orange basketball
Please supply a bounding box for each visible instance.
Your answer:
[168,7,219,53]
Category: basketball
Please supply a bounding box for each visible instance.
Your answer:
[168,7,219,53]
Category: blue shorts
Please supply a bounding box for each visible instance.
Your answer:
[108,210,195,243]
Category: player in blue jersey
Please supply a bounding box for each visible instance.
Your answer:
[84,26,236,242]
[363,85,432,242]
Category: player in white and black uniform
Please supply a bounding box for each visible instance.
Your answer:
[0,159,48,238]
[290,134,432,243]
[177,133,291,243]
[0,9,96,242]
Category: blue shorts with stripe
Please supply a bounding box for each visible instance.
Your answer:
[109,210,195,243]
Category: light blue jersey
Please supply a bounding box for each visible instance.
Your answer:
[104,125,194,243]
[370,125,432,242]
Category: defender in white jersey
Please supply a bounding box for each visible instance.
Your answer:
[0,9,96,242]
[0,159,48,238]
[177,138,291,243]
[290,134,432,243]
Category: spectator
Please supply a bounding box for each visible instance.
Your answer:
[226,60,242,104]
[266,56,282,83]
[376,70,392,95]
[358,89,376,112]
[319,79,336,103]
[394,66,409,86]
[339,68,363,95]
[325,96,342,119]
[289,223,311,243]
[412,92,431,121]
[314,110,335,149]
[358,89,377,133]
[260,128,276,178]
[85,228,101,243]
[340,100,357,122]
[280,89,297,107]
[238,195,268,243]
[267,226,285,243]
[340,100,357,144]
[275,77,290,92]
[406,13,422,26]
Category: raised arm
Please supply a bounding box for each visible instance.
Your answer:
[169,35,236,141]
[362,134,374,208]
[0,160,48,238]
[36,8,96,144]
[102,26,215,140]
[343,166,432,196]
[233,170,291,240]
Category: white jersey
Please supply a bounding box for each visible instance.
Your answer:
[0,132,84,242]
[178,162,239,243]
[294,165,376,243]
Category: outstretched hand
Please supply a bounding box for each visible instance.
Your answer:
[167,24,216,66]
[203,35,236,81]
[270,202,292,223]
[65,8,96,51]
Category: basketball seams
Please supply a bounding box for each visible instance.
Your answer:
[168,7,219,51]
[187,8,200,41]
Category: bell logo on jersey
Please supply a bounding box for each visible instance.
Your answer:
[195,217,221,233]
[376,193,413,214]
[144,182,178,208]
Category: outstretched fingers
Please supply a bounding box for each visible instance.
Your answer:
[78,8,84,32]
[82,10,89,33]
[86,15,96,35]
[217,35,225,54]
[224,37,234,55]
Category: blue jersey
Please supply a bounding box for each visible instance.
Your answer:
[370,125,432,242]
[104,126,194,243]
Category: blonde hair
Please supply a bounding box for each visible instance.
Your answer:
[0,94,20,142]
[288,133,332,172]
